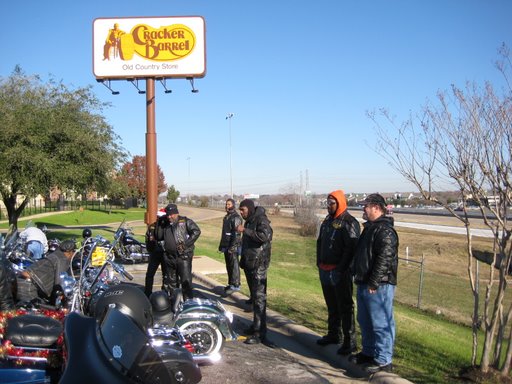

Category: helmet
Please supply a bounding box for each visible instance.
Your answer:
[149,290,173,324]
[60,240,76,253]
[93,284,153,331]
[71,255,82,275]
[149,290,171,313]
[82,228,92,239]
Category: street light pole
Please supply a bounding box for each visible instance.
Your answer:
[226,113,234,198]
[186,156,191,203]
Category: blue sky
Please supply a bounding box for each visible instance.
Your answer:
[2,1,511,197]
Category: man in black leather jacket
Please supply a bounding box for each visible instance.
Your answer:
[316,190,360,355]
[218,198,242,295]
[350,193,398,374]
[155,204,201,300]
[236,199,273,346]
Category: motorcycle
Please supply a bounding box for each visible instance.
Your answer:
[111,220,150,264]
[61,285,201,384]
[1,225,34,274]
[1,229,72,311]
[0,292,201,384]
[0,224,201,384]
[71,221,237,364]
[69,232,132,315]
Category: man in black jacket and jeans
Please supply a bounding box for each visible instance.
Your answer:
[219,198,242,295]
[350,193,399,374]
[156,204,201,300]
[236,199,273,346]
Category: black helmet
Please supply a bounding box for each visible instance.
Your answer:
[149,290,171,313]
[82,228,92,239]
[71,255,82,275]
[149,290,173,324]
[93,284,153,331]
[60,240,76,253]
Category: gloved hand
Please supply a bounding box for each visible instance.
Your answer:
[177,243,185,255]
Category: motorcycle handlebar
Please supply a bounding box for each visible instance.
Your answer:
[110,261,133,281]
[121,269,134,281]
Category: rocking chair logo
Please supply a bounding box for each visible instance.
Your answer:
[93,16,206,79]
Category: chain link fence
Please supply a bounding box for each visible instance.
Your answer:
[394,253,510,326]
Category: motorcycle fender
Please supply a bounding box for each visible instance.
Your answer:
[174,314,237,341]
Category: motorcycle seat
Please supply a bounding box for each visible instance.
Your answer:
[5,314,62,348]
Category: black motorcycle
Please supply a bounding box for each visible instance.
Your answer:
[112,221,150,264]
[0,294,201,384]
[70,223,236,364]
[61,284,201,384]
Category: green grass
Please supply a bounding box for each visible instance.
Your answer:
[2,208,495,383]
[0,208,148,242]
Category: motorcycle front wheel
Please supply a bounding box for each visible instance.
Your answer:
[179,321,224,357]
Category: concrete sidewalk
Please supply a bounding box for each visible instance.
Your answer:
[190,255,414,384]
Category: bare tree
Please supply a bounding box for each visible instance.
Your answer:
[368,45,512,376]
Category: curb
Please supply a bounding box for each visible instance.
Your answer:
[192,271,414,384]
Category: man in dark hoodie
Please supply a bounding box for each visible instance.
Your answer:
[236,199,273,346]
[316,190,360,355]
[219,198,243,295]
[349,193,398,374]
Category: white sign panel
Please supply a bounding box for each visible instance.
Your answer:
[93,16,206,79]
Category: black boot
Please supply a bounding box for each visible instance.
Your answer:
[338,313,357,354]
[337,337,356,355]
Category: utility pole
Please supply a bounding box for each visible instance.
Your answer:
[226,113,235,198]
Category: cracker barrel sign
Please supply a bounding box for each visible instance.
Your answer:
[93,16,206,79]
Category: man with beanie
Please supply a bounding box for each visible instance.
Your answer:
[219,198,243,295]
[350,193,398,373]
[236,199,273,346]
[316,190,360,355]
[155,203,201,300]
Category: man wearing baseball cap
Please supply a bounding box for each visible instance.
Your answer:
[350,193,399,374]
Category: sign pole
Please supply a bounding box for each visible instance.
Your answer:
[145,78,157,225]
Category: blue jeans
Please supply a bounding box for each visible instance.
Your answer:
[27,241,44,260]
[356,283,396,365]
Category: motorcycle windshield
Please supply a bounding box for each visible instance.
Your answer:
[99,308,175,382]
[99,307,149,370]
